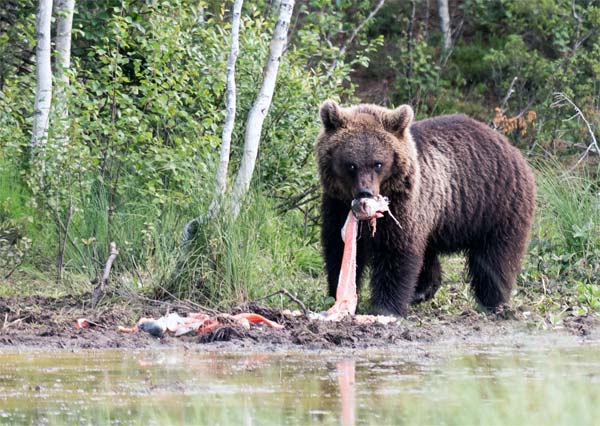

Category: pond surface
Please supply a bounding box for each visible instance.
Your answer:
[1,338,600,425]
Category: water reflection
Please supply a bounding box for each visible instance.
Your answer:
[338,359,356,426]
[0,344,599,425]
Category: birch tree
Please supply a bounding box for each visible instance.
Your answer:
[230,0,295,218]
[30,0,53,160]
[54,0,75,147]
[207,0,243,219]
[437,0,451,52]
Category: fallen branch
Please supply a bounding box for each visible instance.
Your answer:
[147,284,219,315]
[91,242,118,307]
[253,288,311,316]
[2,315,30,330]
[551,92,600,169]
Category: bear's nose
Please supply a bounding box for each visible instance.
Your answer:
[355,188,374,199]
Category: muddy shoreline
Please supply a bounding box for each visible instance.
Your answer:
[0,295,598,352]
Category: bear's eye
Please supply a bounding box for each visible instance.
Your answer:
[347,163,356,173]
[374,162,383,171]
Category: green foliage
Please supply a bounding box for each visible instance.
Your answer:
[0,0,371,304]
[535,163,599,258]
[1,0,599,317]
[522,163,600,314]
[164,192,326,311]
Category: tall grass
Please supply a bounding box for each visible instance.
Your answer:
[535,162,600,257]
[521,162,600,313]
[2,151,326,308]
[165,192,325,310]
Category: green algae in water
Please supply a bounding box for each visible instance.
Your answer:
[0,345,599,425]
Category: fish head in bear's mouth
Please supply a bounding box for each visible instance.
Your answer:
[351,195,389,221]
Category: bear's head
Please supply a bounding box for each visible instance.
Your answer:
[316,100,417,202]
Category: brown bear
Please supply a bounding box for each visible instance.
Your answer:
[316,100,536,316]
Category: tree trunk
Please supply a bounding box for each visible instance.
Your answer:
[54,0,75,147]
[194,2,205,25]
[230,0,294,218]
[437,0,451,51]
[30,0,53,160]
[207,0,244,219]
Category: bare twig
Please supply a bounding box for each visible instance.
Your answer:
[327,0,386,75]
[56,193,73,281]
[275,184,319,212]
[253,288,311,315]
[2,315,30,329]
[91,242,118,307]
[124,286,219,315]
[551,92,600,168]
[500,76,518,112]
[571,0,583,43]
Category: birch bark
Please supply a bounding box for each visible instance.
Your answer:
[230,0,294,218]
[437,0,451,51]
[207,0,243,219]
[54,0,75,147]
[30,0,53,160]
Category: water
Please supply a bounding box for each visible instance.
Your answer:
[1,340,599,425]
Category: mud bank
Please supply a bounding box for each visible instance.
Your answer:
[0,295,597,352]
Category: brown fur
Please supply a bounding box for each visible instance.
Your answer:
[316,101,536,316]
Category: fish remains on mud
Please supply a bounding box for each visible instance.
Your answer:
[316,195,398,324]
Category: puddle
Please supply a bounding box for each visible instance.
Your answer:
[1,340,600,425]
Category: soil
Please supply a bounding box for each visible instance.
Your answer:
[0,295,598,352]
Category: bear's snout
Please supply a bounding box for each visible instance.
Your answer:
[354,188,374,199]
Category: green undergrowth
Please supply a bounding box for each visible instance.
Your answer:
[1,160,599,322]
[160,192,326,311]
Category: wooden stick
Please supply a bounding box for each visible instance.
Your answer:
[92,242,118,307]
[253,288,311,316]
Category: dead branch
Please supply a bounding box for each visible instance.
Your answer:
[56,193,73,281]
[499,76,518,112]
[122,285,219,316]
[92,242,118,307]
[252,288,311,315]
[275,183,319,212]
[551,92,600,168]
[327,0,386,75]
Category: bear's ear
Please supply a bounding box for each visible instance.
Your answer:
[383,104,414,136]
[320,99,346,131]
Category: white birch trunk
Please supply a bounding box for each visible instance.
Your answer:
[230,0,294,218]
[54,0,75,147]
[194,2,205,25]
[30,0,53,160]
[437,0,451,51]
[207,0,243,219]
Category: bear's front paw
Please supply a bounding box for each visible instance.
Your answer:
[370,304,406,318]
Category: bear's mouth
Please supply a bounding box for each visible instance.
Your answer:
[351,195,389,221]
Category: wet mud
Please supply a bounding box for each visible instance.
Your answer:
[0,295,597,352]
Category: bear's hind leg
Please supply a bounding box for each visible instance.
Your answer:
[467,233,526,309]
[412,248,442,304]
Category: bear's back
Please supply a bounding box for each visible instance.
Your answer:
[408,113,535,248]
